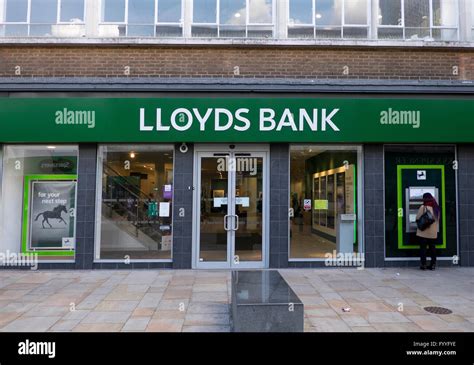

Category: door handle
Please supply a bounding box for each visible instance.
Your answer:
[233,214,239,231]
[224,215,230,231]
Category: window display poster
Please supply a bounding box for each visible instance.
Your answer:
[312,177,320,227]
[320,176,327,227]
[163,184,172,200]
[26,179,76,250]
[159,202,170,217]
[327,174,335,229]
[336,172,345,213]
[345,165,355,214]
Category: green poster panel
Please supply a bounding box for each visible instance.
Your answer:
[396,165,446,249]
[22,175,77,257]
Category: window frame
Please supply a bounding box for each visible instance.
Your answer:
[377,0,460,41]
[287,0,371,40]
[94,144,175,263]
[287,0,315,38]
[0,144,79,263]
[1,0,86,37]
[339,0,371,38]
[430,0,459,40]
[191,0,275,38]
[99,0,184,37]
[472,0,474,41]
[190,0,219,36]
[57,0,86,24]
[287,144,365,262]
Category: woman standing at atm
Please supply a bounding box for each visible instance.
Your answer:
[416,193,440,271]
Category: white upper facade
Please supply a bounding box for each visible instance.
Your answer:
[0,0,473,46]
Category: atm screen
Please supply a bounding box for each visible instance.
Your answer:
[406,186,439,233]
[409,188,436,200]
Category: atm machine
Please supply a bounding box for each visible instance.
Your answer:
[405,186,439,233]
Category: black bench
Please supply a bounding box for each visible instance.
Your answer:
[230,270,304,332]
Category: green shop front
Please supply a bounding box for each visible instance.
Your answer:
[0,97,470,269]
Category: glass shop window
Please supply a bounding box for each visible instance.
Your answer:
[0,145,78,262]
[289,145,361,260]
[96,145,174,260]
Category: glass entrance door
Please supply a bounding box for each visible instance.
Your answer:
[195,149,267,269]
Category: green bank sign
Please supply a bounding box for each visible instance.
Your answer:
[0,98,472,142]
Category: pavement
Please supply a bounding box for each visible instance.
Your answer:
[0,268,473,332]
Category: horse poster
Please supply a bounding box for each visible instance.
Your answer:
[28,180,76,250]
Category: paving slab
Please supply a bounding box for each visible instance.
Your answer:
[1,316,61,332]
[184,313,230,326]
[182,325,230,332]
[73,323,124,332]
[81,311,131,324]
[146,319,184,332]
[0,268,471,333]
[122,317,151,331]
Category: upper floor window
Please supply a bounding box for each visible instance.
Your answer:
[378,0,459,41]
[0,0,464,42]
[100,0,183,37]
[288,0,369,39]
[1,0,85,37]
[192,0,274,38]
[472,0,474,40]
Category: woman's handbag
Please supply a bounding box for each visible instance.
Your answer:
[416,206,435,231]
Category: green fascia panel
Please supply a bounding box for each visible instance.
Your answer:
[1,97,474,143]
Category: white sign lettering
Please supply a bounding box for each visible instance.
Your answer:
[139,108,340,133]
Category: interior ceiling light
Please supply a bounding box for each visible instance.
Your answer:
[47,146,56,149]
[130,152,136,159]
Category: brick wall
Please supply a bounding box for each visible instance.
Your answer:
[0,45,472,80]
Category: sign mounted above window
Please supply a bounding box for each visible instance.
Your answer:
[0,97,473,143]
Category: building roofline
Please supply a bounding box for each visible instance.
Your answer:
[1,77,474,95]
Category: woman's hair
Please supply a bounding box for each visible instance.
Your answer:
[423,192,440,218]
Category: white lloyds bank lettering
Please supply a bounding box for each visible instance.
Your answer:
[140,107,340,133]
[55,108,95,129]
[260,108,340,132]
[380,108,420,128]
